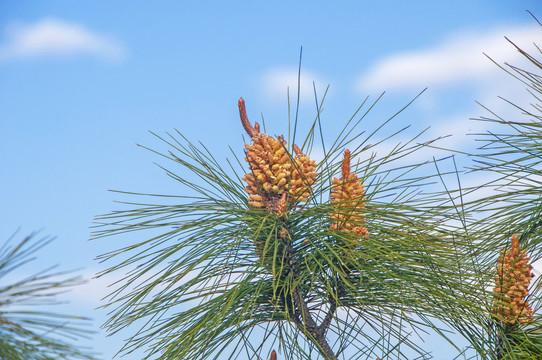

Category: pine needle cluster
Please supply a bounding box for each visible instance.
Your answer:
[93,13,542,360]
[0,233,96,360]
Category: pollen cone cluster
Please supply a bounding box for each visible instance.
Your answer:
[493,234,535,325]
[239,98,317,216]
[330,149,369,240]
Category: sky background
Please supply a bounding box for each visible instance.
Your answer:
[2,1,542,359]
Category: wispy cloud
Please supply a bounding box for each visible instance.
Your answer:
[261,68,328,103]
[358,24,540,92]
[0,18,126,63]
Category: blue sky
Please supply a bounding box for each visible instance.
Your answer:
[1,1,542,359]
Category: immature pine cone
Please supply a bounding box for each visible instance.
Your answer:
[493,234,535,325]
[239,98,317,216]
[329,149,368,239]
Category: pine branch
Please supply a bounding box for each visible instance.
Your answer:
[291,286,336,360]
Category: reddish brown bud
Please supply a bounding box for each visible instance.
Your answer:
[238,98,259,138]
[342,149,351,178]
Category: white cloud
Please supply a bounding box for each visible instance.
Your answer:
[0,18,126,63]
[358,24,540,92]
[262,68,328,103]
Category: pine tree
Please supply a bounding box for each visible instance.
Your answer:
[0,233,96,360]
[93,14,542,360]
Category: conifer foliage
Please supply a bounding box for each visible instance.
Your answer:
[93,15,542,360]
[0,233,95,360]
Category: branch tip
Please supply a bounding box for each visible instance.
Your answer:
[238,97,259,138]
[342,149,351,177]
